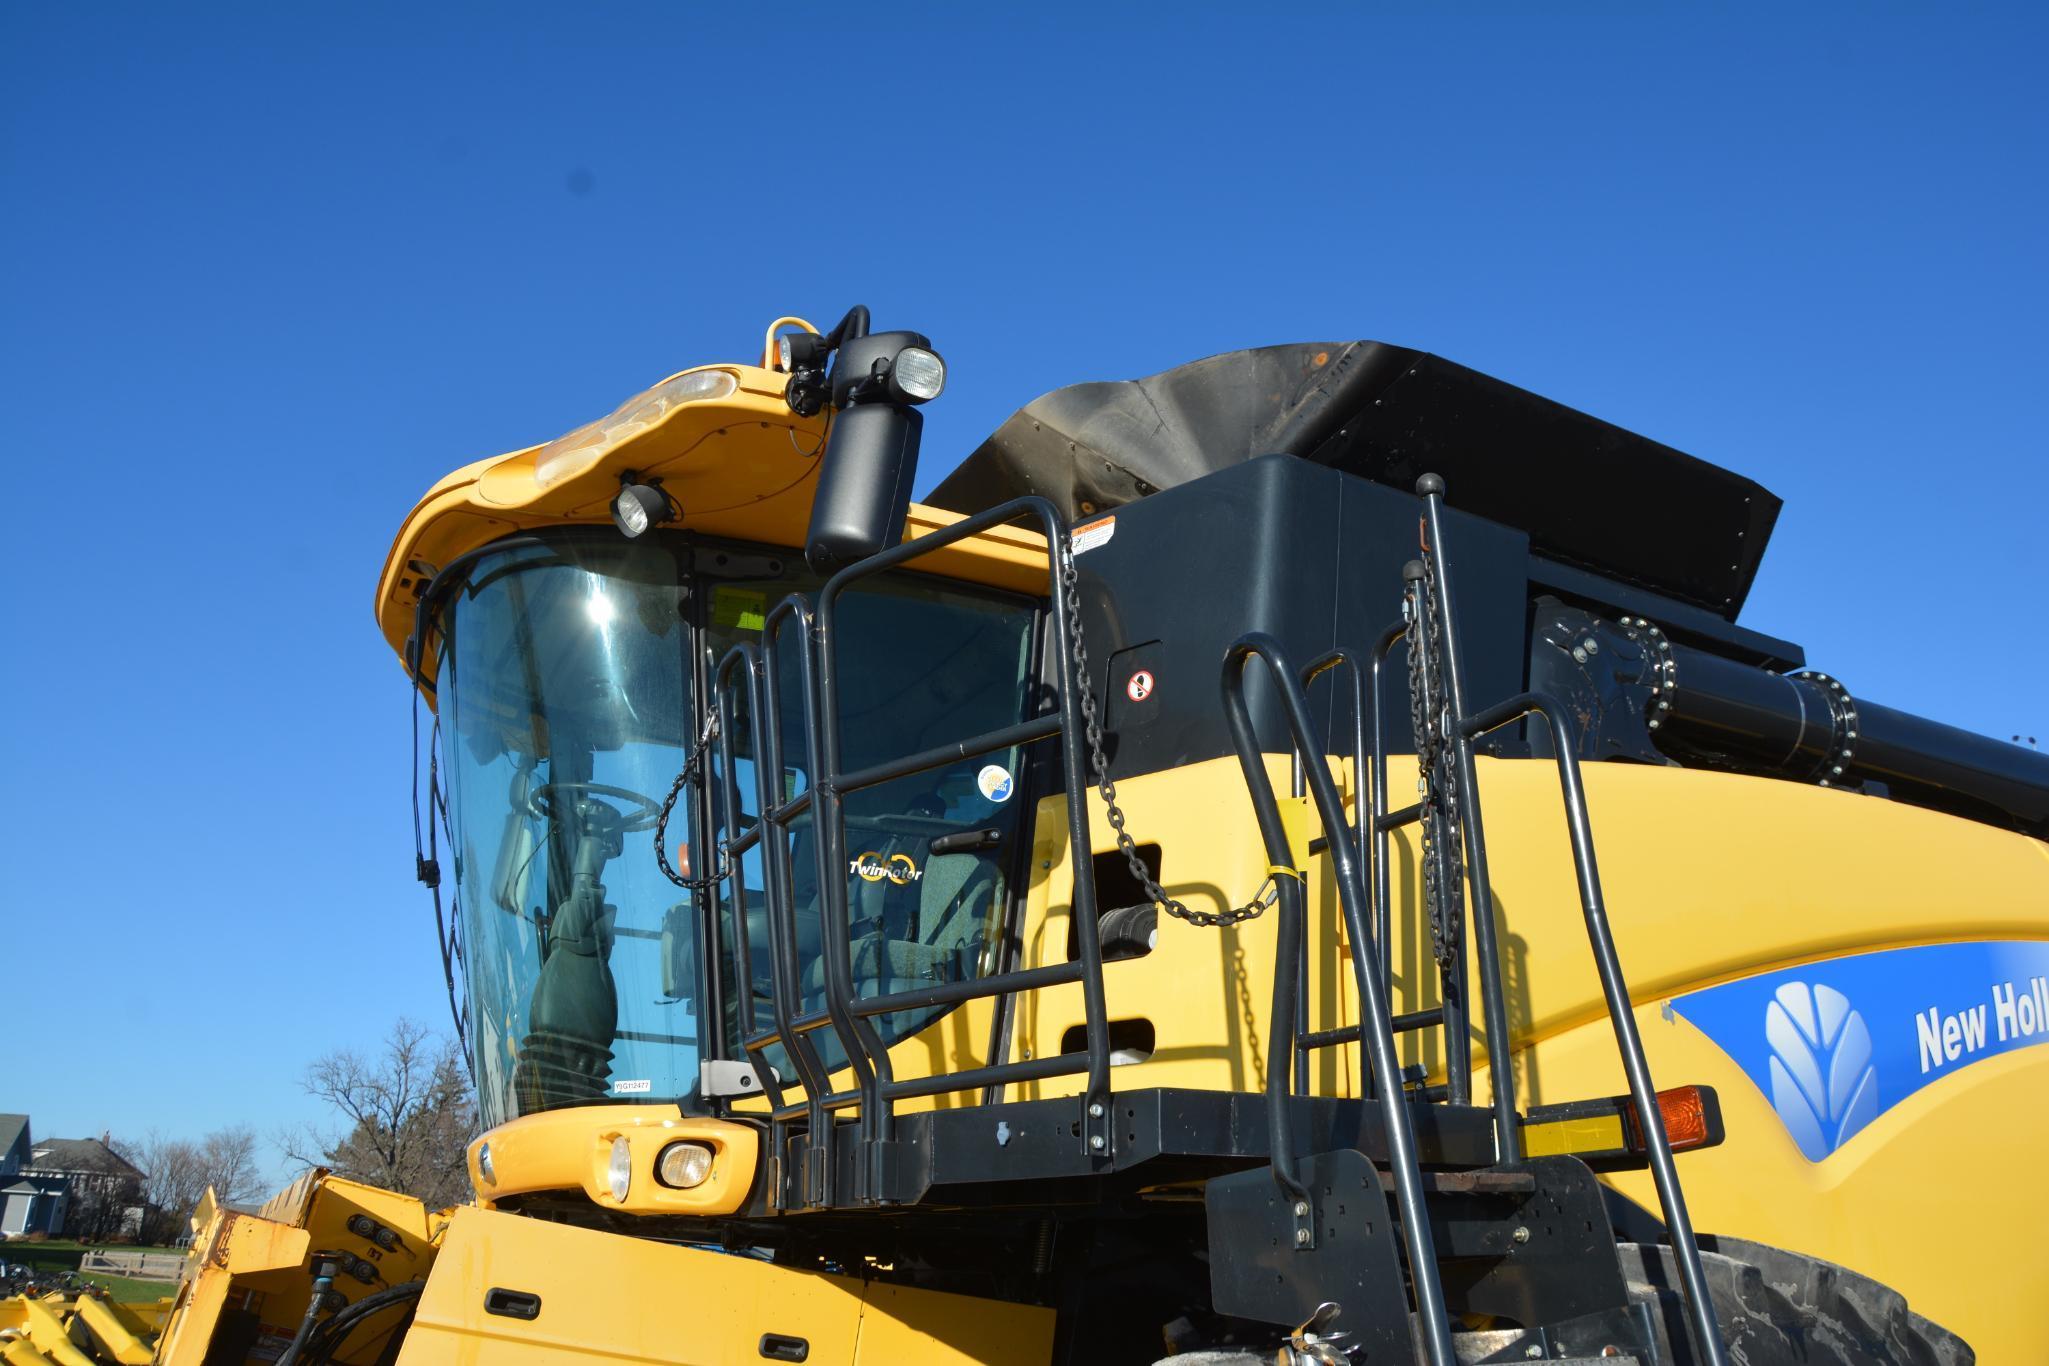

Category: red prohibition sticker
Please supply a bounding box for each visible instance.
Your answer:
[1126,670,1156,702]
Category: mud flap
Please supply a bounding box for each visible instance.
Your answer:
[1204,1148,1412,1359]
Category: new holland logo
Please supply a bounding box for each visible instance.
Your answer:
[1764,981,1879,1161]
[849,852,921,885]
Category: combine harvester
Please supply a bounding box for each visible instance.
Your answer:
[13,312,2043,1365]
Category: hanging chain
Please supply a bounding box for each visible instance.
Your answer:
[1062,536,1279,928]
[1407,554,1464,969]
[654,708,722,890]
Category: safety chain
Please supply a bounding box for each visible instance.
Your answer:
[1406,554,1464,969]
[1062,536,1279,928]
[654,708,723,890]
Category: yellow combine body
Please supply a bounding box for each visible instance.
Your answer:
[20,314,2040,1366]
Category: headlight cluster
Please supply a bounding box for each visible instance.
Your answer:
[604,1137,715,1202]
[532,368,737,489]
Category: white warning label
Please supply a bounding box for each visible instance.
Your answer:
[1071,516,1116,555]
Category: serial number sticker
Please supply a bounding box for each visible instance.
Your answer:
[612,1079,653,1095]
[1071,516,1116,555]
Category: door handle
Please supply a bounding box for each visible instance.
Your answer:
[930,827,1002,855]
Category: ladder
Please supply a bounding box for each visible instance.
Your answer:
[1221,473,1729,1366]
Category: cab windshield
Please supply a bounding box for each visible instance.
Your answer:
[434,535,1040,1129]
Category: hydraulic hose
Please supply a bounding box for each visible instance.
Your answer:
[299,1281,427,1366]
[274,1265,337,1366]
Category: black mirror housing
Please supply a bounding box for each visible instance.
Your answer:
[804,401,922,574]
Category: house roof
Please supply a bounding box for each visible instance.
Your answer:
[0,1114,27,1155]
[28,1138,143,1180]
[2,1179,41,1195]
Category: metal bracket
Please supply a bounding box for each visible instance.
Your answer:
[1081,1093,1115,1159]
[700,1058,769,1097]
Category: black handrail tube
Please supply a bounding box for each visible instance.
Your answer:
[749,617,843,1165]
[885,1052,1092,1102]
[759,592,879,1206]
[1222,633,1457,1366]
[1419,490,1521,1159]
[847,961,1085,1017]
[1299,1006,1446,1051]
[816,495,1112,1179]
[1366,619,1408,996]
[1295,648,1373,1096]
[1460,688,1729,1366]
[712,646,800,1118]
[832,714,1063,796]
[1376,803,1422,831]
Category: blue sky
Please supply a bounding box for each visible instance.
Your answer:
[3,4,2043,1183]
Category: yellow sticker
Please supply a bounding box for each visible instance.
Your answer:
[713,586,768,631]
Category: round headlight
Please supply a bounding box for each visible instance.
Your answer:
[608,1136,633,1202]
[611,482,672,539]
[656,1141,714,1189]
[890,347,946,403]
[476,1142,495,1187]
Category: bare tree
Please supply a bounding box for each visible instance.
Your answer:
[121,1133,203,1244]
[287,1019,476,1211]
[120,1125,265,1243]
[197,1127,262,1207]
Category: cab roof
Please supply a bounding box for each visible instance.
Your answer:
[376,354,1049,687]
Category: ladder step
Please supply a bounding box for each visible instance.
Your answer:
[1418,1169,1537,1195]
[1297,1007,1446,1053]
[1376,801,1423,831]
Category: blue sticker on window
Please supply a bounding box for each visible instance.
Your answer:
[1671,940,2049,1161]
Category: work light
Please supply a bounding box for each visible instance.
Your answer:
[612,479,673,539]
[888,346,946,403]
[656,1140,714,1189]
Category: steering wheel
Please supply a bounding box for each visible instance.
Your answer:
[528,781,664,839]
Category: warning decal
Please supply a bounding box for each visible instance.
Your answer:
[1072,516,1117,555]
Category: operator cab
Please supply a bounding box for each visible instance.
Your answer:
[430,531,1044,1129]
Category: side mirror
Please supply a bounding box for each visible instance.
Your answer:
[805,402,922,573]
[793,314,945,575]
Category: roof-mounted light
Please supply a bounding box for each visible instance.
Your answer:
[611,477,674,539]
[532,368,738,489]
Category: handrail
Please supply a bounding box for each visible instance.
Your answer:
[712,494,1114,1206]
[1293,647,1371,1095]
[1414,475,1728,1366]
[1220,632,1458,1366]
[813,494,1115,1187]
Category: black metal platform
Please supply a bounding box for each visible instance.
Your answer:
[760,1088,1497,1213]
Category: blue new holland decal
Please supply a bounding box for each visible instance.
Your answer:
[1671,940,2049,1161]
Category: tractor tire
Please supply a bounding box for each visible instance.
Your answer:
[1619,1236,1973,1366]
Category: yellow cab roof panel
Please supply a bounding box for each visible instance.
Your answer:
[376,352,1050,687]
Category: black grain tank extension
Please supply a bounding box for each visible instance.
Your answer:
[929,342,2049,838]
